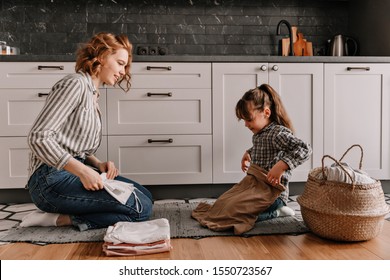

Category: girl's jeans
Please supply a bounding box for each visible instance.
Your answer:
[27,159,153,231]
[257,197,284,222]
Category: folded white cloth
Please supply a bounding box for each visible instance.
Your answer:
[101,173,135,205]
[104,218,170,245]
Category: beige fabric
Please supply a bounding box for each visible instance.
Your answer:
[191,164,286,235]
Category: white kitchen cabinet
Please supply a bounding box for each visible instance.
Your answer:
[107,88,211,135]
[324,64,390,179]
[107,135,212,185]
[0,136,107,189]
[107,62,213,184]
[268,63,323,181]
[0,62,75,88]
[212,63,323,183]
[131,63,211,89]
[0,62,107,189]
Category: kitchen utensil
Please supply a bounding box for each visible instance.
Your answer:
[329,34,358,56]
[291,26,298,43]
[0,41,10,55]
[293,33,307,56]
[305,42,313,56]
[281,38,290,56]
[0,41,20,55]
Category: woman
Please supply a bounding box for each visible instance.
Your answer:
[21,32,153,231]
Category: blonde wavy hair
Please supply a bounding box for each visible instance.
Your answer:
[75,32,133,92]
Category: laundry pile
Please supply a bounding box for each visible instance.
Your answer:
[102,218,171,256]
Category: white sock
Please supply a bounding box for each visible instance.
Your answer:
[20,210,60,227]
[276,206,295,217]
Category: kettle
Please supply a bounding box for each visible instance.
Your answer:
[329,35,358,56]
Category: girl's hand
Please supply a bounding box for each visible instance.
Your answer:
[97,161,119,179]
[241,151,252,172]
[267,160,288,186]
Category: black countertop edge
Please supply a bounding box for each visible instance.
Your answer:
[1,54,390,63]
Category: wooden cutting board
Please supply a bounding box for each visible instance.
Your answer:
[281,29,313,56]
[281,38,290,56]
[293,33,306,56]
[305,41,313,56]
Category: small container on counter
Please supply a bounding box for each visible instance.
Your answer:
[0,41,20,55]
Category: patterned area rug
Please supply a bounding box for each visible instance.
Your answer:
[0,201,308,245]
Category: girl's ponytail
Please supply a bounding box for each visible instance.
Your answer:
[258,84,294,133]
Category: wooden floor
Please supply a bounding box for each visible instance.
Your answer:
[1,221,390,260]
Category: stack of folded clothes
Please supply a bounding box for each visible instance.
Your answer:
[102,218,171,256]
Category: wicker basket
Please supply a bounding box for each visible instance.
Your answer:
[297,145,390,241]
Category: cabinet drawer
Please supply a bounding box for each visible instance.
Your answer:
[0,136,108,189]
[0,137,30,189]
[131,63,211,88]
[107,88,211,135]
[0,89,107,136]
[107,135,212,185]
[0,62,75,88]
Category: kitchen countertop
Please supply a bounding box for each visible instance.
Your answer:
[1,54,390,63]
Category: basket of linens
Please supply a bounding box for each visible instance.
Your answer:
[297,144,390,241]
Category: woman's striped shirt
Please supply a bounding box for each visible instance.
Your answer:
[27,71,102,179]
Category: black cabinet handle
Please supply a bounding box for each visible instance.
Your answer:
[148,139,173,143]
[346,67,370,71]
[147,92,172,97]
[146,66,172,71]
[38,93,49,97]
[37,65,64,70]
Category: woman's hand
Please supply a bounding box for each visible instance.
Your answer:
[241,151,252,172]
[267,160,288,186]
[64,157,103,191]
[97,161,119,179]
[79,167,104,191]
[84,155,119,180]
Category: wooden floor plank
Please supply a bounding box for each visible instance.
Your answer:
[1,221,389,260]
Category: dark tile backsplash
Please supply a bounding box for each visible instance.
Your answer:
[0,0,349,56]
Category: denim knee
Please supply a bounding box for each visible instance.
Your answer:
[136,195,153,221]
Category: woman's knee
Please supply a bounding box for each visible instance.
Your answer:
[138,197,153,221]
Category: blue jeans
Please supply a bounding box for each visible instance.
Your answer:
[256,197,285,222]
[27,160,153,231]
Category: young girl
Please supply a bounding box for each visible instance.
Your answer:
[192,84,311,234]
[20,32,153,231]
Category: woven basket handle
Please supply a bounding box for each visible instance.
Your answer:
[338,144,363,170]
[321,155,355,184]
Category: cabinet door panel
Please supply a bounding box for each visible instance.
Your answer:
[0,89,47,136]
[131,63,211,89]
[0,89,107,136]
[0,137,108,189]
[324,64,390,179]
[269,63,323,181]
[212,63,268,183]
[0,137,30,188]
[107,88,211,135]
[0,62,75,88]
[107,135,212,185]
